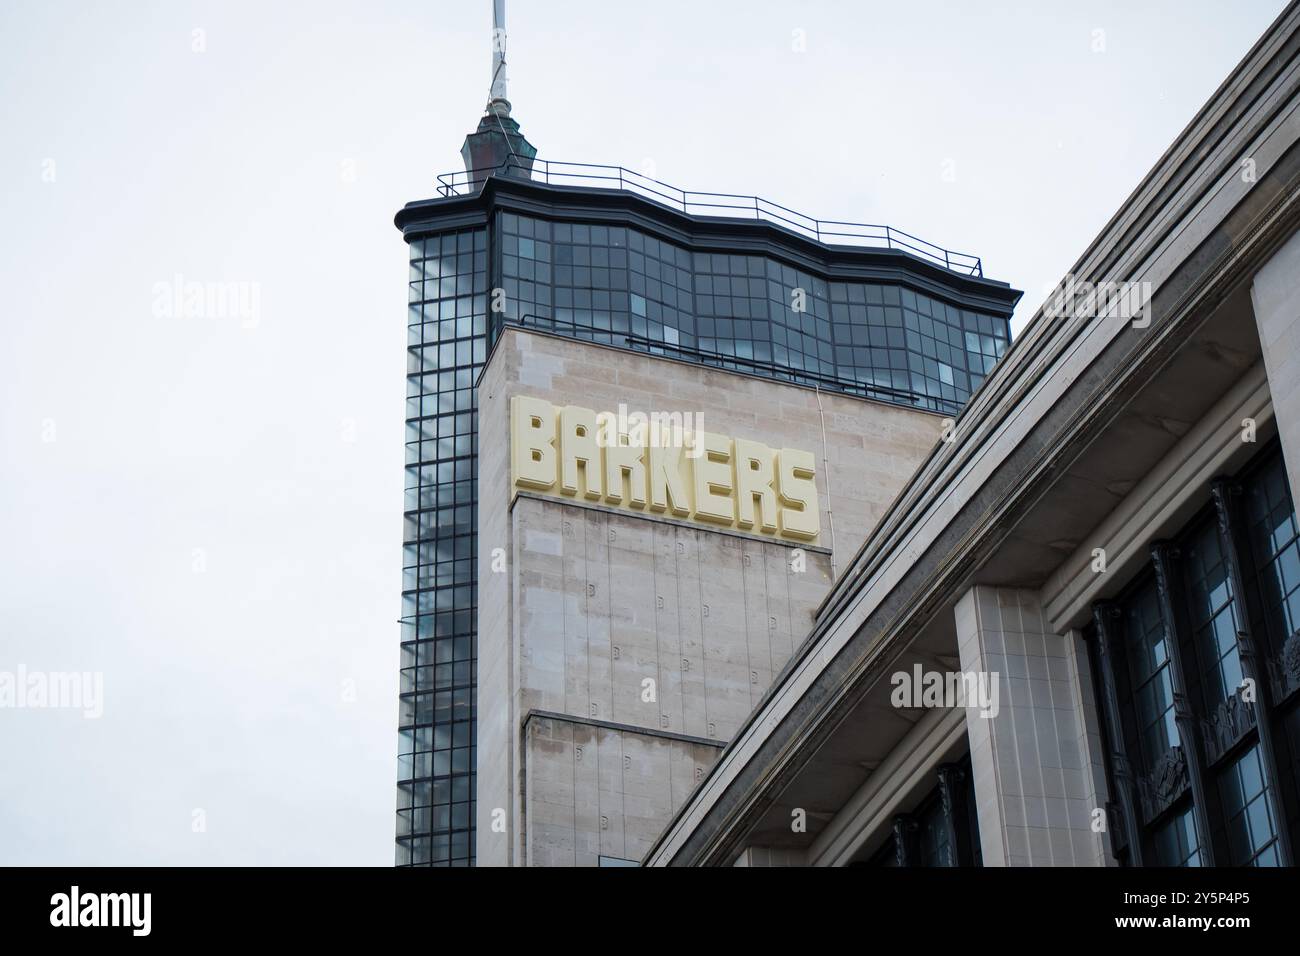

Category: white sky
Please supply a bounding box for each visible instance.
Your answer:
[0,0,1288,865]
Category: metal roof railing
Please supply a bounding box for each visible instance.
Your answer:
[435,158,984,278]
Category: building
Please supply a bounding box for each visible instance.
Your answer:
[646,2,1300,867]
[396,2,1300,868]
[391,2,1019,866]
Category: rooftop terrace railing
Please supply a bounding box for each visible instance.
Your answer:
[435,157,984,278]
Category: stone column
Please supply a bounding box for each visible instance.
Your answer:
[1251,229,1300,500]
[954,586,1112,866]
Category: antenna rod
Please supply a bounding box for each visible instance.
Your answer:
[461,0,536,185]
[489,0,509,114]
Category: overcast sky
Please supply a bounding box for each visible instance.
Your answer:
[0,0,1288,865]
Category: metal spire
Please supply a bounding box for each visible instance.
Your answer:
[488,0,510,116]
[460,0,536,185]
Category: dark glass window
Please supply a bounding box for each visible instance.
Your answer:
[1219,745,1280,866]
[1119,580,1180,776]
[1092,442,1296,867]
[1183,520,1245,706]
[1152,805,1202,866]
[396,227,486,867]
[860,758,981,867]
[1245,453,1300,660]
[498,214,1009,416]
[1241,450,1300,850]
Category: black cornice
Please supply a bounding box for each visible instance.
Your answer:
[395,175,1022,317]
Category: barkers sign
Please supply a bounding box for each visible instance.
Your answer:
[510,396,820,543]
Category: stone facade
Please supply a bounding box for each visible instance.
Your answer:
[476,328,943,865]
[955,587,1111,866]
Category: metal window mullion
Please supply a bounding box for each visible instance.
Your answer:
[1210,478,1294,866]
[1090,602,1145,865]
[1149,541,1217,866]
[891,813,919,867]
[936,763,969,867]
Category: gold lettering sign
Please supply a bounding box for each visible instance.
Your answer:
[510,396,819,544]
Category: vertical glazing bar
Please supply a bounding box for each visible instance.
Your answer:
[891,814,917,867]
[1090,602,1145,865]
[936,764,968,866]
[1150,541,1218,865]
